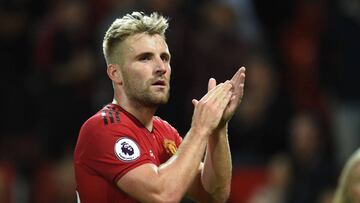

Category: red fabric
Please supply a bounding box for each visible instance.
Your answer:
[0,163,16,203]
[229,167,267,203]
[74,103,182,203]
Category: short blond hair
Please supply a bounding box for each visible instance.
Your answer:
[333,148,360,203]
[102,12,169,65]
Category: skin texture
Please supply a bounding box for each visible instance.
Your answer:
[106,33,246,203]
[199,67,245,202]
[119,34,171,108]
[107,33,172,131]
[350,163,360,203]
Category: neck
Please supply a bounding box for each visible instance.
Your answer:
[112,98,156,132]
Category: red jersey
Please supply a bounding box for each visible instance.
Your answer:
[74,104,182,203]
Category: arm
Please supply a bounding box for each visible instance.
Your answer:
[117,82,233,203]
[188,67,246,203]
[201,124,232,202]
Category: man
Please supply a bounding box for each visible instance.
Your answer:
[74,12,246,203]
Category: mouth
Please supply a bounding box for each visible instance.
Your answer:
[152,80,166,87]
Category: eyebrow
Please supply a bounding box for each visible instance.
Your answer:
[136,52,153,58]
[161,52,171,60]
[135,51,171,59]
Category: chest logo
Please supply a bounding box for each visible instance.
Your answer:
[149,150,155,159]
[114,137,140,162]
[163,139,177,156]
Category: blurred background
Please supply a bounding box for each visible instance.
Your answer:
[0,0,359,202]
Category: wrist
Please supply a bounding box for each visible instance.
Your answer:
[189,126,212,139]
[217,120,228,130]
[214,122,228,135]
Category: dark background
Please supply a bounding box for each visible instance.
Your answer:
[1,0,360,202]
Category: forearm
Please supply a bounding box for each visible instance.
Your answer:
[156,127,210,201]
[117,82,234,203]
[118,127,210,203]
[201,124,232,202]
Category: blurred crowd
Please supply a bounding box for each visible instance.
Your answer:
[0,0,359,202]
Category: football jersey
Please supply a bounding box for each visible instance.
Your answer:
[74,103,182,203]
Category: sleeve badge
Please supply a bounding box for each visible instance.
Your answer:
[114,137,141,162]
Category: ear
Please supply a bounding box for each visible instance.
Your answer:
[107,64,122,84]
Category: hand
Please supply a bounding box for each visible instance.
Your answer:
[208,67,246,126]
[191,81,233,136]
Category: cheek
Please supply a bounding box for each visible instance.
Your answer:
[166,66,171,78]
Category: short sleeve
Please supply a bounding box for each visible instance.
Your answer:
[82,125,153,184]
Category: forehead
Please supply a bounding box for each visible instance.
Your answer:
[122,33,169,55]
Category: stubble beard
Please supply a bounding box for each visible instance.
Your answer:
[139,86,170,108]
[123,80,170,109]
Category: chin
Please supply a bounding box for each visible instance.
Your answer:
[140,95,168,108]
[138,90,170,107]
[154,91,170,103]
[154,96,170,105]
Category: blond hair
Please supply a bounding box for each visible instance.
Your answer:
[102,12,169,65]
[333,148,360,203]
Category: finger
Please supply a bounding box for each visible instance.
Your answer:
[239,66,246,73]
[232,67,245,93]
[207,81,233,105]
[233,67,245,86]
[192,99,199,107]
[226,67,245,106]
[228,68,242,96]
[208,78,217,92]
[201,82,225,102]
[200,81,233,106]
[230,68,241,83]
[218,86,233,110]
[239,66,246,85]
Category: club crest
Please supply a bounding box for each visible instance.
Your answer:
[115,137,140,161]
[163,139,177,156]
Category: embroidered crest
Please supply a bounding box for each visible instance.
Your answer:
[163,139,177,156]
[114,138,140,162]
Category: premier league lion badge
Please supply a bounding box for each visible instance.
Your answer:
[115,137,140,161]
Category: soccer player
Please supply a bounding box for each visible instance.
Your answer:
[333,148,360,203]
[74,12,246,203]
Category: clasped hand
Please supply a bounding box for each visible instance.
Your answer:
[191,67,246,134]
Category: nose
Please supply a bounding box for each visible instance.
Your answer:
[154,57,167,75]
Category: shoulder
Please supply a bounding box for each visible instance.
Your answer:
[83,104,133,129]
[153,116,177,132]
[75,106,142,161]
[78,105,137,144]
[153,116,182,144]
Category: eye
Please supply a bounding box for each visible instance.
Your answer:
[138,53,152,62]
[161,53,170,62]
